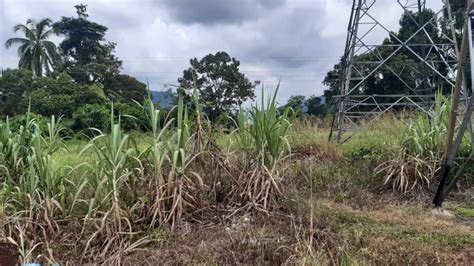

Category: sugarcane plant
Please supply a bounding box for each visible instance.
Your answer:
[231,84,292,211]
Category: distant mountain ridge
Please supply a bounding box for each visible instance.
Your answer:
[150,90,174,108]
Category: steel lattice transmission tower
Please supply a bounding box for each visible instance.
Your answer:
[433,0,474,207]
[329,0,459,143]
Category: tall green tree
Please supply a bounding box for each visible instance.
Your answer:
[103,74,148,103]
[178,51,255,121]
[4,18,61,77]
[53,4,122,84]
[283,95,306,115]
[0,69,35,115]
[305,96,327,117]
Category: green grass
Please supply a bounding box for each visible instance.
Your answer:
[313,202,474,248]
[454,207,474,218]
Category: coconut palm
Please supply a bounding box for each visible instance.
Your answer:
[4,18,61,77]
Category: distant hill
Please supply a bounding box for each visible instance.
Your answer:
[150,90,175,108]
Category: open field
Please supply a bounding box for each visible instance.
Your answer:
[121,119,474,264]
[1,106,472,264]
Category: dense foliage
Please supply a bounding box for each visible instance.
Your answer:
[1,4,149,133]
[53,4,122,84]
[178,51,255,122]
[1,69,105,117]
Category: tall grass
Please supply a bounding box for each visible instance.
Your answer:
[376,93,451,192]
[0,86,293,262]
[250,86,292,173]
[0,114,87,263]
[402,94,451,155]
[231,85,292,211]
[141,92,172,228]
[162,95,201,228]
[80,108,150,263]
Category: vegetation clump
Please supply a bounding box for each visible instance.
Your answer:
[230,86,292,211]
[376,94,453,193]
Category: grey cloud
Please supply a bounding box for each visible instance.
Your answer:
[229,6,334,68]
[160,0,286,25]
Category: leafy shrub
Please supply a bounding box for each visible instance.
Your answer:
[9,112,50,133]
[74,83,108,106]
[0,69,35,116]
[14,73,107,118]
[72,104,110,132]
[113,102,147,132]
[103,74,148,103]
[72,103,147,133]
[348,142,384,160]
[22,89,77,117]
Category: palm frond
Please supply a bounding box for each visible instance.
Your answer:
[18,50,33,70]
[42,41,60,61]
[13,24,36,41]
[17,42,33,58]
[40,29,54,40]
[4,37,29,49]
[36,18,53,40]
[25,18,36,26]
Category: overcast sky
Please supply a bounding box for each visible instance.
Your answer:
[0,0,443,103]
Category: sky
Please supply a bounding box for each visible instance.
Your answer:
[0,0,443,104]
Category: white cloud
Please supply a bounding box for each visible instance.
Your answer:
[320,0,352,39]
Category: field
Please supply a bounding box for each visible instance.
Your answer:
[121,119,474,264]
[0,95,473,264]
[2,2,474,264]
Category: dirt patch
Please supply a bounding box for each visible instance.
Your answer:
[0,243,19,265]
[292,143,342,163]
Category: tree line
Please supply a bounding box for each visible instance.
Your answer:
[2,2,463,131]
[1,4,150,131]
[1,4,263,132]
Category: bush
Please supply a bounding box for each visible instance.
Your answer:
[348,142,384,161]
[21,89,77,117]
[72,104,110,132]
[0,69,35,116]
[9,112,50,133]
[113,102,147,132]
[72,103,147,133]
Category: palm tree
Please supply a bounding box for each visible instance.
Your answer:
[4,18,61,77]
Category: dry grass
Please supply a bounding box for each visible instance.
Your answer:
[1,99,473,264]
[375,148,441,192]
